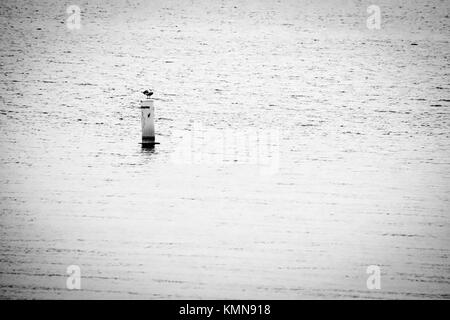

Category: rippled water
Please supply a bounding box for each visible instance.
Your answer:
[0,0,449,299]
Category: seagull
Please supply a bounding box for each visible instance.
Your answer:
[143,90,154,98]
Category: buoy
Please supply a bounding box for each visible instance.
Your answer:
[140,99,159,147]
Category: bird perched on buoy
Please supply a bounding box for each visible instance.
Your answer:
[143,90,154,98]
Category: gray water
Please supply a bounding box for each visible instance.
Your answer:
[0,0,449,299]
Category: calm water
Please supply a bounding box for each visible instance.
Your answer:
[0,0,449,299]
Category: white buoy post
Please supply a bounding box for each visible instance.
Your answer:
[141,99,157,146]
